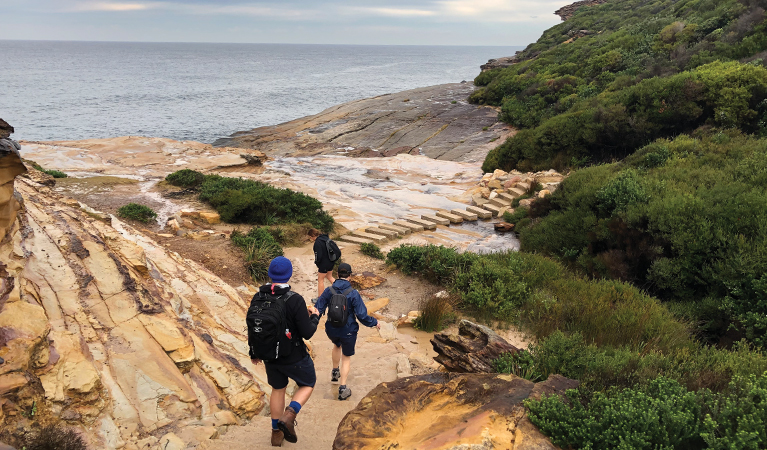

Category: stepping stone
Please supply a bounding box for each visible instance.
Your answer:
[482,204,502,217]
[451,209,478,221]
[466,206,492,220]
[508,187,526,198]
[436,210,464,224]
[498,192,516,203]
[394,220,425,232]
[489,198,512,208]
[379,223,411,235]
[421,214,450,226]
[517,182,532,191]
[366,227,398,238]
[404,217,437,230]
[337,235,374,245]
[351,230,388,243]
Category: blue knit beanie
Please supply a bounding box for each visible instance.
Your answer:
[268,256,293,283]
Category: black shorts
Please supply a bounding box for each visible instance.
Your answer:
[264,354,317,390]
[317,260,334,274]
[329,333,357,357]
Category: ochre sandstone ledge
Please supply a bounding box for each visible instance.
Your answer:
[1,127,267,449]
[214,83,514,162]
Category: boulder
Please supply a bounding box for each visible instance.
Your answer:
[495,222,515,232]
[365,297,389,314]
[333,373,533,450]
[488,179,503,190]
[349,272,386,290]
[538,189,551,198]
[432,320,520,373]
[199,212,221,225]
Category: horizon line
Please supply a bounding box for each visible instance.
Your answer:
[0,38,526,48]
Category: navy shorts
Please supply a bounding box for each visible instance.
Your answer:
[329,333,357,357]
[264,354,317,390]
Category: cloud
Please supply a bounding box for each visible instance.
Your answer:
[73,1,155,11]
[361,7,437,17]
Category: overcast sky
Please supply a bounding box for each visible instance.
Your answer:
[0,0,572,46]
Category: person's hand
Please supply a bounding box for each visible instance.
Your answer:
[251,359,261,365]
[309,305,319,316]
[376,322,381,330]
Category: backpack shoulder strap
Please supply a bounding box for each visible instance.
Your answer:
[329,287,338,295]
[280,291,296,302]
[342,287,354,296]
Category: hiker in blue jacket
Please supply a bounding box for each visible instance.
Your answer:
[314,263,380,400]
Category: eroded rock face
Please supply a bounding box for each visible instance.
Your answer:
[432,320,520,373]
[333,372,570,450]
[215,83,513,162]
[0,168,266,447]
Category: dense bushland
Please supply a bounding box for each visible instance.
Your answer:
[525,374,767,450]
[165,169,334,232]
[516,131,767,348]
[473,0,767,171]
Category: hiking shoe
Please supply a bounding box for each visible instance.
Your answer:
[338,385,352,401]
[271,429,284,447]
[310,297,319,305]
[331,368,340,382]
[277,406,298,443]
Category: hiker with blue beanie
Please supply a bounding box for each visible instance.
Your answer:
[315,263,379,401]
[247,256,319,447]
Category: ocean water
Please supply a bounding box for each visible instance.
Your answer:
[0,41,521,143]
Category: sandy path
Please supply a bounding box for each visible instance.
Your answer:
[200,243,432,450]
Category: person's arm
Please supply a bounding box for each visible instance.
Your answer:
[352,291,378,328]
[315,288,331,316]
[290,295,319,339]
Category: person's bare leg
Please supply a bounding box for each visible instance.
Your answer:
[317,272,325,298]
[291,386,314,405]
[332,344,341,370]
[325,271,336,285]
[270,387,286,420]
[339,354,352,386]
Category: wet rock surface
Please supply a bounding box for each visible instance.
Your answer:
[0,152,267,448]
[214,83,514,163]
[333,372,571,450]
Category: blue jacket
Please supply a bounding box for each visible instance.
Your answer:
[316,279,378,337]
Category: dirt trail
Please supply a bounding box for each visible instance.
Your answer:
[198,243,441,450]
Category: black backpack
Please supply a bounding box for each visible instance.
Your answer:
[246,291,297,362]
[327,286,353,328]
[325,238,341,262]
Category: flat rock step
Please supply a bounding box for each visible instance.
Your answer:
[365,227,398,238]
[497,192,516,202]
[351,230,388,243]
[436,211,464,224]
[421,214,450,226]
[482,204,502,217]
[508,187,526,198]
[466,206,492,220]
[379,223,411,235]
[489,198,512,208]
[404,217,437,230]
[451,209,478,221]
[337,235,374,245]
[394,220,425,232]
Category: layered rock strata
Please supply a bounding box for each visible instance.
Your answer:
[432,320,520,373]
[0,124,266,449]
[214,83,514,162]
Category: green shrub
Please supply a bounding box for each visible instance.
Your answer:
[117,203,157,223]
[231,228,284,282]
[526,377,706,450]
[43,169,67,178]
[360,242,385,260]
[494,350,544,382]
[414,294,457,332]
[199,175,334,232]
[166,169,205,188]
[702,372,767,448]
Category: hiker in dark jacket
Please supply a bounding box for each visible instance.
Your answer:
[310,229,336,299]
[249,256,319,447]
[315,263,379,400]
